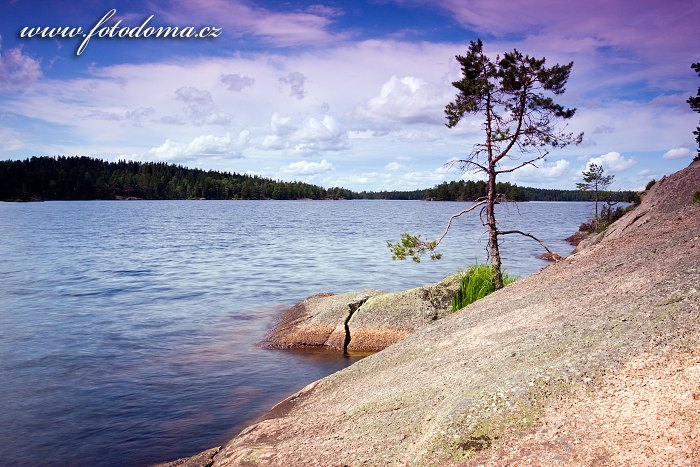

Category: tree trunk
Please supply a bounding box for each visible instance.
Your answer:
[486,168,504,289]
[594,186,599,230]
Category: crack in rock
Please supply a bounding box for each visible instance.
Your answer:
[344,296,370,354]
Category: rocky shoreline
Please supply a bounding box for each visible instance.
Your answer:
[161,161,700,466]
[261,273,466,354]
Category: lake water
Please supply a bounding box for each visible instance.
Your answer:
[0,200,596,466]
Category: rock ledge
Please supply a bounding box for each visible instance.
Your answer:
[262,272,465,353]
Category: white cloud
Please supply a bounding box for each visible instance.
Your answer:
[262,113,347,154]
[294,115,342,144]
[269,113,295,136]
[282,159,333,175]
[175,86,211,106]
[384,162,403,171]
[509,159,571,183]
[396,169,455,186]
[122,132,249,163]
[0,38,41,89]
[662,147,692,160]
[0,41,466,172]
[587,151,636,172]
[279,71,307,99]
[356,75,449,125]
[220,73,255,92]
[162,86,231,126]
[0,35,694,191]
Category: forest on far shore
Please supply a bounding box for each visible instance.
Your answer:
[0,156,639,203]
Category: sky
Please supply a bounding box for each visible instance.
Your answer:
[0,0,698,191]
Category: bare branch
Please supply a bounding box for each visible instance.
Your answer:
[443,159,459,172]
[495,152,548,174]
[496,229,561,261]
[453,158,489,173]
[479,205,487,226]
[434,200,488,247]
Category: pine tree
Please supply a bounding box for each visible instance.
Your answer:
[389,39,582,289]
[576,163,614,227]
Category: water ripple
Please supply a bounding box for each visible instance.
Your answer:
[0,200,596,466]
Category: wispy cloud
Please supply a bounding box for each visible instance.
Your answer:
[384,161,403,171]
[0,2,696,190]
[437,0,698,57]
[424,0,699,98]
[0,36,41,90]
[282,159,334,175]
[155,0,345,46]
[0,126,25,152]
[78,106,155,126]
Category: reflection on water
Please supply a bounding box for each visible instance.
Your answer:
[0,200,595,466]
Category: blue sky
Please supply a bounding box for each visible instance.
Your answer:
[0,0,698,190]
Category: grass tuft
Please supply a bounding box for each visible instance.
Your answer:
[451,264,516,312]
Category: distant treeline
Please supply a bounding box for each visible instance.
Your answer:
[0,156,353,201]
[1,156,639,202]
[358,180,639,203]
